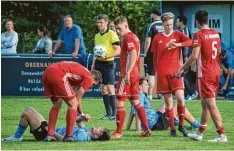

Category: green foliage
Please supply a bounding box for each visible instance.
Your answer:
[1,97,234,150]
[1,1,159,53]
[73,1,160,52]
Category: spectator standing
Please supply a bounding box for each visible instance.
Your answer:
[49,15,86,64]
[109,21,116,32]
[1,20,18,54]
[34,26,52,54]
[92,14,121,120]
[144,8,163,100]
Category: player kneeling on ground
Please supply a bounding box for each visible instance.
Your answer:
[126,78,200,131]
[2,107,110,142]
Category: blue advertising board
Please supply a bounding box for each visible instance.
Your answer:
[1,54,120,97]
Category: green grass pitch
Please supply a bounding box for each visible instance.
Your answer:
[1,97,234,150]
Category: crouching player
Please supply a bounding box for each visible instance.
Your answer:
[2,107,110,142]
[42,61,102,142]
[111,16,151,139]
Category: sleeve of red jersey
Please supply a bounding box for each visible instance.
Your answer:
[192,32,202,48]
[178,31,192,47]
[126,36,136,52]
[80,76,93,92]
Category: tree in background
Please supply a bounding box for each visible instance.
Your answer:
[1,1,160,53]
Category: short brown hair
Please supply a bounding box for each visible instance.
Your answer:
[91,70,102,82]
[97,14,109,22]
[96,128,111,141]
[161,12,174,22]
[195,10,208,26]
[6,19,14,30]
[114,16,128,25]
[139,77,148,85]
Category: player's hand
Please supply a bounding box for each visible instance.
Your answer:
[124,73,130,84]
[221,85,227,91]
[167,41,180,50]
[82,114,92,122]
[175,68,184,78]
[223,68,228,75]
[72,52,78,58]
[95,55,106,60]
[49,51,55,58]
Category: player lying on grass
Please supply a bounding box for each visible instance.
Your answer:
[126,78,200,132]
[2,107,110,142]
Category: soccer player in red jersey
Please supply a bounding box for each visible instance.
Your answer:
[177,10,228,142]
[42,61,102,142]
[111,16,151,138]
[151,12,192,137]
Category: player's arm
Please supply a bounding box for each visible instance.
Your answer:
[144,37,151,57]
[50,39,62,57]
[76,87,85,114]
[168,31,192,49]
[105,32,121,59]
[135,114,141,132]
[126,110,134,130]
[105,43,121,59]
[91,56,96,71]
[72,38,80,58]
[178,46,201,76]
[126,50,137,74]
[54,132,64,141]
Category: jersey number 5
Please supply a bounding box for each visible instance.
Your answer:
[212,41,218,59]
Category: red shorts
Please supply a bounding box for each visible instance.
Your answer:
[156,73,184,94]
[116,77,139,101]
[42,67,76,102]
[196,76,220,99]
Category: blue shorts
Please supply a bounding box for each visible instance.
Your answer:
[95,60,115,85]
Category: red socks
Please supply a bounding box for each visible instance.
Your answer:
[216,125,225,135]
[198,125,207,134]
[177,105,185,127]
[134,103,149,130]
[48,106,60,136]
[66,108,77,137]
[116,107,126,134]
[165,108,175,131]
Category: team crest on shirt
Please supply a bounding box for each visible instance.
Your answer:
[193,40,198,45]
[171,39,176,42]
[159,40,162,43]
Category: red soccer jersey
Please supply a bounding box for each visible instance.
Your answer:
[120,32,140,77]
[50,61,93,91]
[193,28,221,77]
[151,30,192,75]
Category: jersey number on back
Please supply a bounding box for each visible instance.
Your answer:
[212,41,218,59]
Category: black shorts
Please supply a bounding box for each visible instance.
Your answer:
[144,52,155,76]
[95,60,115,85]
[30,121,48,141]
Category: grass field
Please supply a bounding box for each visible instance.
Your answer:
[1,97,234,150]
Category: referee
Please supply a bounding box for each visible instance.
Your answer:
[92,14,121,120]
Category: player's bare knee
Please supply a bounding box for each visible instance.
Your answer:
[101,87,108,95]
[116,101,124,108]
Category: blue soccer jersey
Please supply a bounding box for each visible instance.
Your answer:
[55,126,91,142]
[131,92,159,129]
